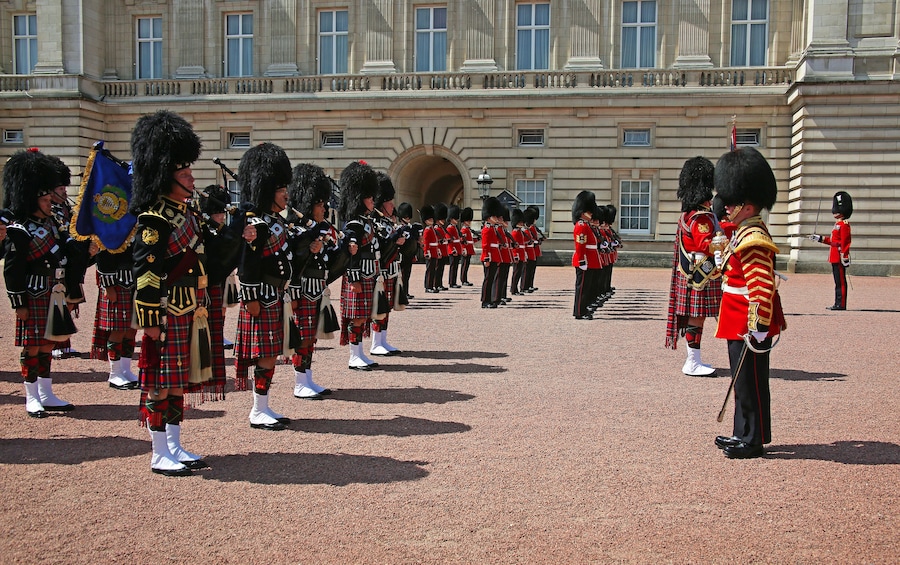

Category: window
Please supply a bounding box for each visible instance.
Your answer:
[516,3,550,70]
[518,128,545,147]
[623,129,651,147]
[225,13,253,77]
[136,17,162,79]
[228,132,251,149]
[226,180,241,206]
[621,1,656,68]
[619,179,652,234]
[731,0,767,66]
[3,129,25,144]
[415,6,447,72]
[319,10,348,75]
[515,179,546,231]
[320,131,345,148]
[736,128,761,147]
[13,14,38,75]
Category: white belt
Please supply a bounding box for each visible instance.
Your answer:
[692,252,708,262]
[722,283,749,296]
[490,243,500,247]
[586,245,598,249]
[428,243,438,247]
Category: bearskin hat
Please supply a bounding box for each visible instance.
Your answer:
[200,184,230,215]
[511,208,525,226]
[130,110,202,214]
[47,154,71,188]
[447,204,461,222]
[460,206,474,223]
[339,161,378,219]
[711,194,728,222]
[2,148,60,220]
[714,147,777,211]
[482,196,504,221]
[237,142,291,213]
[375,172,396,210]
[397,202,413,221]
[593,204,608,224]
[433,202,448,222]
[420,204,435,222]
[572,190,597,224]
[288,163,332,219]
[606,204,617,223]
[677,156,715,212]
[523,205,539,225]
[832,191,853,219]
[500,205,511,222]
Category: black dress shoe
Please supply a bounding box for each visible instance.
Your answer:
[575,314,593,320]
[152,466,193,477]
[318,389,333,395]
[425,288,437,294]
[825,305,846,311]
[348,364,372,371]
[42,403,75,412]
[406,294,415,299]
[715,435,742,450]
[724,442,764,459]
[181,459,210,470]
[462,282,473,286]
[275,416,292,424]
[488,303,498,308]
[250,421,287,431]
[450,284,461,288]
[438,286,449,291]
[109,381,140,391]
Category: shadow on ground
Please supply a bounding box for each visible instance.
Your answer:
[288,415,471,437]
[329,387,474,404]
[770,368,846,382]
[0,436,147,464]
[766,440,900,465]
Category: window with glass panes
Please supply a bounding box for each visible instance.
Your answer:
[730,0,767,66]
[13,14,37,75]
[515,179,546,231]
[319,10,348,74]
[415,7,447,72]
[225,13,253,77]
[136,17,162,79]
[621,1,656,68]
[516,3,550,70]
[619,179,652,234]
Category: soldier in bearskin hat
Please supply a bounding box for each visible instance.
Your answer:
[523,206,543,292]
[445,204,464,288]
[396,202,421,298]
[2,148,86,418]
[420,204,440,293]
[665,156,722,376]
[432,202,450,291]
[572,191,601,320]
[338,161,382,370]
[459,206,477,286]
[713,147,786,459]
[129,110,210,476]
[809,191,853,310]
[480,196,505,308]
[233,142,294,430]
[286,163,341,399]
[509,208,529,296]
[369,171,406,356]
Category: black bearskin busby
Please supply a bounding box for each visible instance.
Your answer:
[2,148,59,220]
[289,163,333,219]
[200,184,230,215]
[129,110,202,214]
[606,204,617,224]
[397,202,414,221]
[500,205,511,223]
[524,205,539,226]
[47,154,71,189]
[447,204,461,222]
[714,147,777,211]
[832,191,853,219]
[572,190,597,224]
[339,161,378,219]
[593,204,608,224]
[677,156,715,212]
[711,194,728,223]
[482,197,504,222]
[433,202,448,223]
[511,208,525,226]
[237,142,292,213]
[460,206,474,223]
[420,204,435,223]
[375,172,396,210]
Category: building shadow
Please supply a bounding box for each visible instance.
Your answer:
[764,440,900,465]
[0,436,147,465]
[329,387,474,405]
[288,415,471,437]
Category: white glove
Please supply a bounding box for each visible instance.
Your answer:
[750,331,767,342]
[578,259,588,271]
[714,250,723,268]
[808,234,823,243]
[841,256,851,267]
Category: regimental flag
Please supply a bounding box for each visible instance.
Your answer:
[71,141,136,253]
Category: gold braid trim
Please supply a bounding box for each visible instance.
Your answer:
[733,223,779,256]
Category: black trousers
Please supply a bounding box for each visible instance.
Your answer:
[481,261,499,304]
[573,268,598,317]
[448,255,461,286]
[831,262,848,308]
[460,255,472,283]
[729,338,772,446]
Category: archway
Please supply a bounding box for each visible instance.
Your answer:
[388,146,467,220]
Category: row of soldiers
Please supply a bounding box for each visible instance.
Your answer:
[1,110,418,477]
[571,193,622,320]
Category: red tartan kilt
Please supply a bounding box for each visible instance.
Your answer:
[234,300,284,360]
[340,276,375,320]
[207,285,227,384]
[292,296,321,342]
[15,292,59,347]
[139,311,192,389]
[382,277,396,310]
[672,273,723,318]
[96,285,134,332]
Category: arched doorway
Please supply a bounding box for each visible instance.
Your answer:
[389,146,467,219]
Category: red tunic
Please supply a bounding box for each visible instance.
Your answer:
[480,224,502,262]
[512,227,528,262]
[822,219,851,264]
[572,220,601,269]
[461,224,476,256]
[529,225,543,257]
[445,224,463,257]
[423,224,442,259]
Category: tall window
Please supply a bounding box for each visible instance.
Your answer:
[619,179,652,234]
[319,10,348,74]
[415,7,447,72]
[136,17,162,79]
[621,1,656,68]
[225,13,253,77]
[13,14,38,75]
[731,0,767,66]
[516,3,550,70]
[515,179,546,231]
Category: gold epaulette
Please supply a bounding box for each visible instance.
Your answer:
[734,223,779,256]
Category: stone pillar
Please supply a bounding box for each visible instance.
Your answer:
[785,0,806,64]
[32,0,65,74]
[173,0,207,79]
[360,0,396,74]
[673,0,713,68]
[265,0,300,76]
[796,0,853,80]
[461,0,499,72]
[564,0,605,70]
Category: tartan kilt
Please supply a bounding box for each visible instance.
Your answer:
[672,270,723,318]
[382,277,396,311]
[234,300,284,361]
[207,284,227,386]
[292,296,321,343]
[15,292,58,347]
[340,275,375,320]
[139,311,192,390]
[96,285,135,332]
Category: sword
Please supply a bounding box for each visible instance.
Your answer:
[812,192,823,239]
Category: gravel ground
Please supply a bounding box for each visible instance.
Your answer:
[0,264,897,564]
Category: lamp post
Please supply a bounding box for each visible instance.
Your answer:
[477,166,493,200]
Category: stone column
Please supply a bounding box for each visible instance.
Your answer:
[265,0,300,76]
[461,0,499,72]
[32,0,65,74]
[796,0,853,80]
[564,0,605,70]
[360,0,396,74]
[673,0,713,68]
[173,0,207,79]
